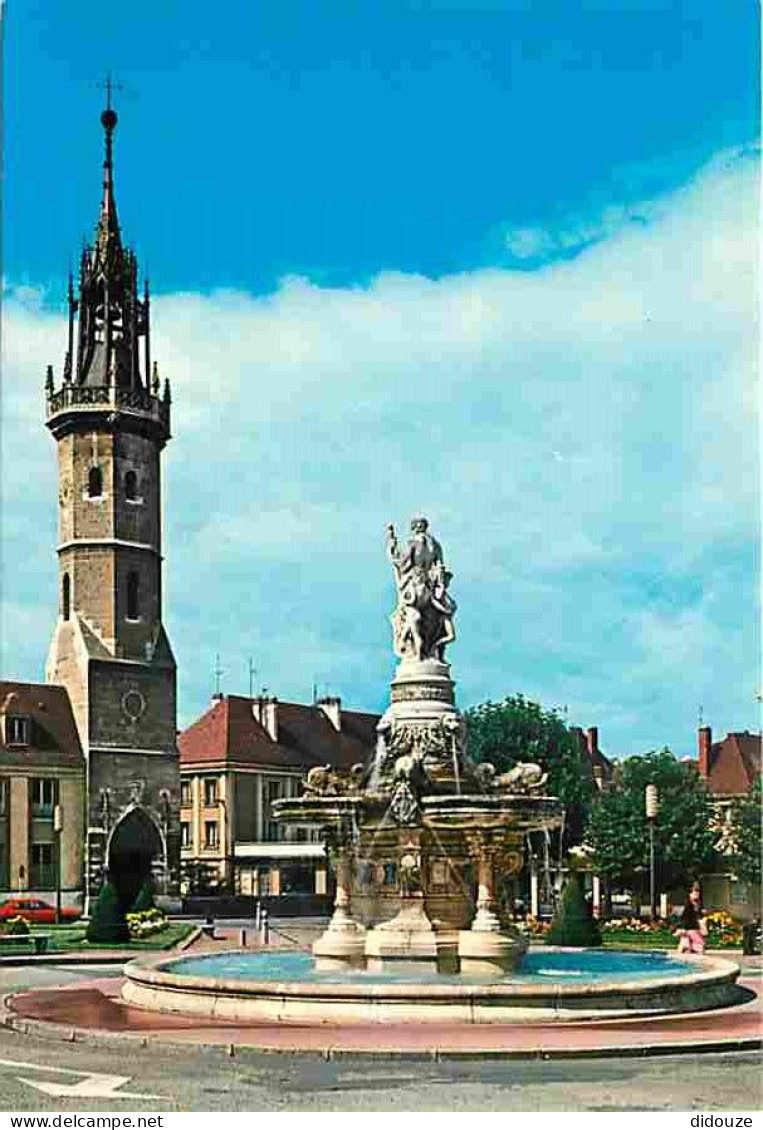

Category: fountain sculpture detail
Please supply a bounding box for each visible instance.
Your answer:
[274,518,564,976]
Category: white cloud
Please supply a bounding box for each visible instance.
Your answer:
[1,146,758,750]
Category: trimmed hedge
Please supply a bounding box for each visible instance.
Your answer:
[130,882,155,914]
[86,882,130,944]
[545,873,602,947]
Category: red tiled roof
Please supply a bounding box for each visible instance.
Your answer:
[179,695,379,773]
[0,681,84,768]
[705,731,761,796]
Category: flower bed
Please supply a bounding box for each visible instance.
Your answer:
[600,913,743,949]
[519,913,744,949]
[126,908,168,940]
[520,916,550,939]
[704,910,743,948]
[1,915,31,937]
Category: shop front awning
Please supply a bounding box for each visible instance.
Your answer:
[233,842,326,862]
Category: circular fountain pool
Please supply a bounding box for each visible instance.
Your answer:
[122,948,742,1025]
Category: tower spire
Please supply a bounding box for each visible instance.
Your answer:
[57,84,153,392]
[96,95,121,258]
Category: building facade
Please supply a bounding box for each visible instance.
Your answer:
[696,724,761,917]
[0,683,85,907]
[179,695,379,903]
[43,102,179,908]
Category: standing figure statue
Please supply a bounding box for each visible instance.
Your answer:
[387,517,457,661]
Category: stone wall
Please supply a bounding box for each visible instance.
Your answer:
[113,433,161,547]
[45,620,89,752]
[88,660,176,753]
[88,750,180,897]
[59,546,116,646]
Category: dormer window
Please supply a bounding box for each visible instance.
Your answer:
[88,466,103,498]
[124,470,138,501]
[6,716,30,746]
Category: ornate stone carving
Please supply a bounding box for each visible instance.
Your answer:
[376,713,468,794]
[398,848,422,896]
[494,762,548,794]
[129,779,146,806]
[387,517,457,661]
[390,682,454,704]
[121,688,147,723]
[390,781,419,825]
[304,762,364,796]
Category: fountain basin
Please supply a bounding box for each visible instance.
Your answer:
[121,948,742,1025]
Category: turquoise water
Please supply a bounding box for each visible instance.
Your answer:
[162,948,695,986]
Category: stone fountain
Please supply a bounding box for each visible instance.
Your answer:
[273,517,564,977]
[121,517,742,1023]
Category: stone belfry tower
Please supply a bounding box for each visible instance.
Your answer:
[45,96,178,906]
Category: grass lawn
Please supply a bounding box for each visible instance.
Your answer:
[28,921,194,953]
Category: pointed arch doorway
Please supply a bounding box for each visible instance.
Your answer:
[107,807,164,910]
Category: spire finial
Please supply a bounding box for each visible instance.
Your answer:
[98,74,121,155]
[96,74,123,239]
[98,72,122,128]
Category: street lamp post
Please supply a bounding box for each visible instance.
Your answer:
[53,803,63,925]
[645,784,659,920]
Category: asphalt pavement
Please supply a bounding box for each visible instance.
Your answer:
[0,963,761,1112]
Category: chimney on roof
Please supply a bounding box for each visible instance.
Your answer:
[252,695,278,742]
[586,726,599,760]
[318,696,342,731]
[698,725,712,778]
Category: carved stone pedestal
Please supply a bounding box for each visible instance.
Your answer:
[312,842,366,971]
[313,908,367,972]
[458,832,527,976]
[365,896,439,974]
[458,925,527,977]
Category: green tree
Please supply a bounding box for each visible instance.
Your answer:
[465,694,595,849]
[130,881,155,913]
[545,871,602,947]
[585,749,716,896]
[86,881,130,944]
[729,778,762,887]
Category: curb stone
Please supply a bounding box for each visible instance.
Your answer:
[1,994,760,1063]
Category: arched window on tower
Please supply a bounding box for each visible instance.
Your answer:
[88,466,103,498]
[62,573,71,621]
[126,571,140,621]
[124,470,138,501]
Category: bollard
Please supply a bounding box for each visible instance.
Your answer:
[260,908,269,945]
[239,927,247,948]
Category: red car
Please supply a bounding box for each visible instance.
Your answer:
[0,897,80,924]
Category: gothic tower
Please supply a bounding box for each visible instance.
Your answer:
[45,98,179,906]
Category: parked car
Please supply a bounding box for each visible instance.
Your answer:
[0,897,80,924]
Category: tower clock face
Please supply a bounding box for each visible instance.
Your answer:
[121,688,147,723]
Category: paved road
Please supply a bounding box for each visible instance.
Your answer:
[0,964,760,1112]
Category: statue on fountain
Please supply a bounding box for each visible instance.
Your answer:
[271,515,564,977]
[387,517,457,661]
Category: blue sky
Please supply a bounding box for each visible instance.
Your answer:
[2,1,760,757]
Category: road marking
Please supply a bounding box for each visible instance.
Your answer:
[0,1057,160,1100]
